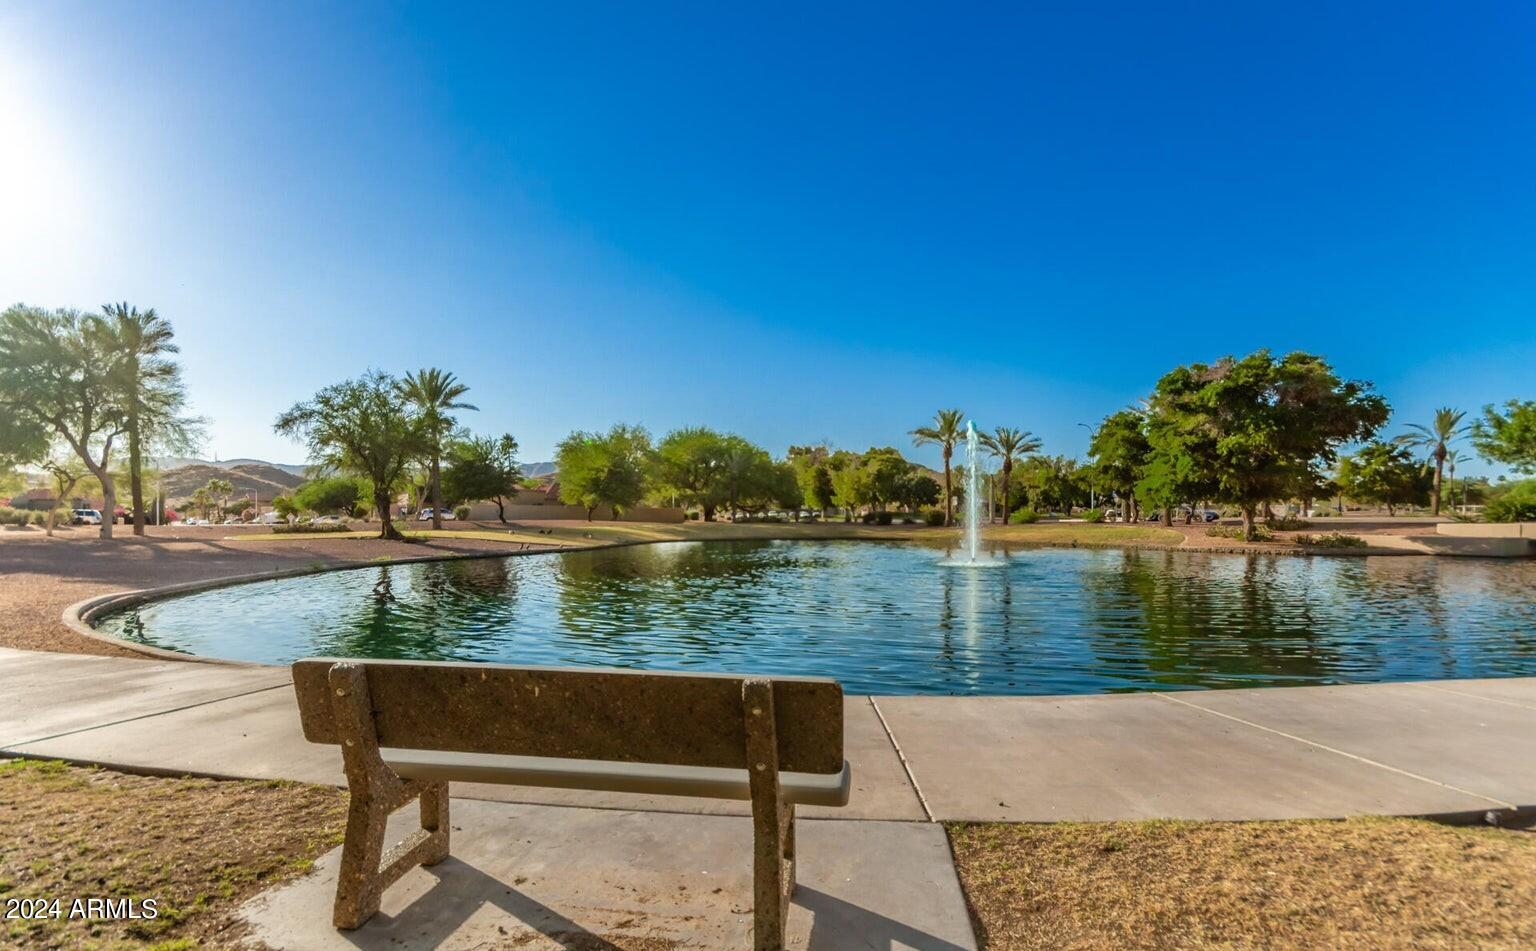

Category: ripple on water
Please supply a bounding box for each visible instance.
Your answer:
[95,540,1536,695]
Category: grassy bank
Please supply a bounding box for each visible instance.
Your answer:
[950,817,1536,949]
[0,760,346,950]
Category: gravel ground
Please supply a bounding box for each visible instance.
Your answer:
[0,524,557,656]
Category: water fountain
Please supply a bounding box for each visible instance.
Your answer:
[964,420,982,562]
[941,420,999,567]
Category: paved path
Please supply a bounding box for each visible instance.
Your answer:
[5,646,1535,947]
[4,647,1532,823]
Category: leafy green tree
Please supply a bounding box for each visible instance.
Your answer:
[1137,385,1220,525]
[225,497,256,519]
[979,427,1041,522]
[743,460,803,517]
[271,495,298,520]
[1144,351,1388,539]
[1014,455,1086,514]
[910,408,965,525]
[899,473,942,511]
[275,371,428,540]
[1337,442,1432,515]
[98,302,196,536]
[1472,400,1536,474]
[442,433,520,522]
[859,448,912,512]
[651,427,731,520]
[5,434,92,536]
[43,454,88,536]
[398,368,477,530]
[1088,410,1150,522]
[294,475,367,516]
[1395,407,1468,516]
[0,306,127,537]
[555,424,651,520]
[828,450,869,520]
[719,436,774,519]
[1484,479,1536,522]
[788,445,836,517]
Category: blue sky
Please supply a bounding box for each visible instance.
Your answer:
[2,2,1533,473]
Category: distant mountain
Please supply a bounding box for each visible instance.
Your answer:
[520,461,557,477]
[155,457,309,478]
[160,462,305,504]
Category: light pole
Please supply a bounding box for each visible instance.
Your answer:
[1076,423,1096,509]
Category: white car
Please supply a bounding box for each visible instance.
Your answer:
[313,515,346,525]
[71,508,102,525]
[416,508,457,521]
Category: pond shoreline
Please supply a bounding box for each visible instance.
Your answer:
[78,536,1536,696]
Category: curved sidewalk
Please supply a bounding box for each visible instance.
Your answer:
[2,645,1532,824]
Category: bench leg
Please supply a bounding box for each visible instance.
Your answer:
[334,790,389,929]
[744,678,795,951]
[420,780,451,866]
[327,663,453,930]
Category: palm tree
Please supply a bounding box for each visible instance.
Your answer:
[1444,449,1470,514]
[1395,407,1468,517]
[979,427,1041,524]
[99,302,178,535]
[205,478,234,520]
[910,409,965,526]
[398,369,477,530]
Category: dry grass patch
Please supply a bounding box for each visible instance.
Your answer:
[0,759,346,949]
[949,817,1536,950]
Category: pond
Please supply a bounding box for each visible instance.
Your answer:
[95,540,1536,695]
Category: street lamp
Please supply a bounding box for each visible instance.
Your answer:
[1076,423,1096,509]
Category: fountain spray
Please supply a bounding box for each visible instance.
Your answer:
[964,420,981,562]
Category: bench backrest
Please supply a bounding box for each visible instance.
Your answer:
[292,657,844,774]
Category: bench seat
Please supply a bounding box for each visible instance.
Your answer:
[382,748,852,808]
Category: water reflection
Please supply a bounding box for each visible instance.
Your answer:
[97,541,1536,696]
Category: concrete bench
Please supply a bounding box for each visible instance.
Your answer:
[293,657,851,949]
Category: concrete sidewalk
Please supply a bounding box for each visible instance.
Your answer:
[4,647,1531,824]
[5,646,1535,947]
[238,799,977,950]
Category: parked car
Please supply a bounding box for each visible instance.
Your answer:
[1199,509,1220,522]
[313,515,346,525]
[416,508,457,521]
[256,511,286,525]
[71,508,102,525]
[182,517,209,526]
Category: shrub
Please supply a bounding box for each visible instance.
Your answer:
[1009,509,1040,524]
[924,510,945,526]
[1295,532,1368,548]
[453,505,471,521]
[1310,509,1335,517]
[1485,480,1536,523]
[0,507,25,526]
[1267,516,1310,531]
[686,511,700,520]
[1081,508,1105,524]
[1206,524,1276,542]
[271,522,352,534]
[874,511,893,525]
